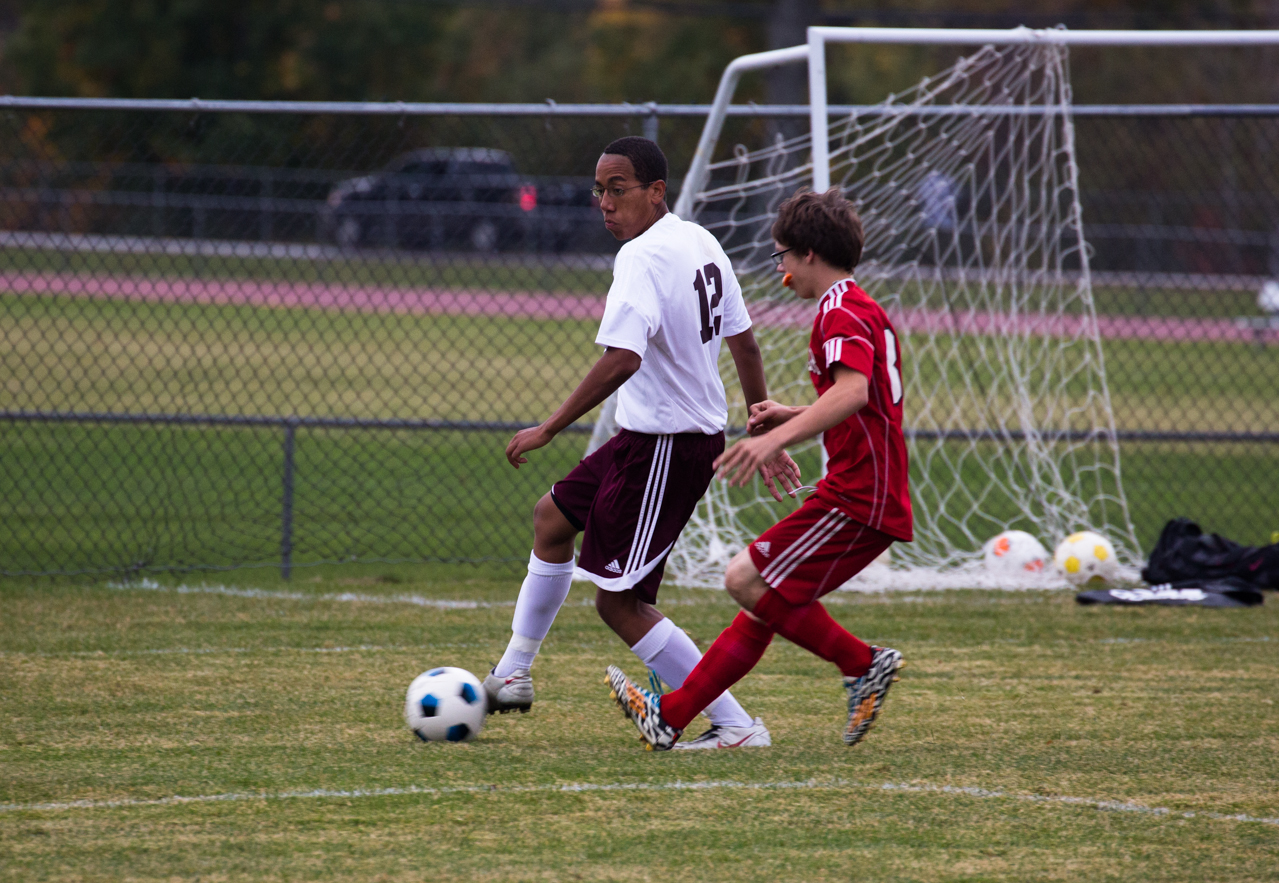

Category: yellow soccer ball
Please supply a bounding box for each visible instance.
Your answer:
[1053,530,1118,586]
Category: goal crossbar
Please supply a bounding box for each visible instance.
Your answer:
[676,26,1279,211]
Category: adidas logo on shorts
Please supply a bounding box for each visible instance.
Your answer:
[605,559,623,574]
[754,541,771,558]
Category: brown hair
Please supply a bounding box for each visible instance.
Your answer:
[770,188,864,271]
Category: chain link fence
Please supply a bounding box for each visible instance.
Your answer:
[1,100,1275,577]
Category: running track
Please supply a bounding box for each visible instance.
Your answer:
[2,271,1272,343]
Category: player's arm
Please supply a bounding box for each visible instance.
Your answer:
[505,347,641,468]
[724,328,802,500]
[714,365,868,487]
[725,329,767,410]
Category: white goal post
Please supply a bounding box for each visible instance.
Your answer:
[637,27,1279,590]
[677,26,1279,216]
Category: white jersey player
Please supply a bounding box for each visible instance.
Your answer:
[488,136,798,749]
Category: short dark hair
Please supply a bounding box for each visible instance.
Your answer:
[771,188,864,272]
[602,136,668,186]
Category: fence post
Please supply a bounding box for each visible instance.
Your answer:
[643,103,659,143]
[281,419,297,580]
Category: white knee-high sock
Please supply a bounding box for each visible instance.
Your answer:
[494,552,575,677]
[630,616,754,729]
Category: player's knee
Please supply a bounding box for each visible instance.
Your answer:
[533,493,574,543]
[532,492,556,524]
[593,589,626,629]
[724,549,765,608]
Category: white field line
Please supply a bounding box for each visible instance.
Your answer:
[1097,636,1274,644]
[9,636,1272,662]
[101,578,709,609]
[1,777,1275,828]
[105,578,519,610]
[6,636,1272,661]
[0,643,490,660]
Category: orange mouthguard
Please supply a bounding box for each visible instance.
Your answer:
[782,273,794,288]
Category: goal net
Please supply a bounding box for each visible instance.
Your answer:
[663,40,1140,590]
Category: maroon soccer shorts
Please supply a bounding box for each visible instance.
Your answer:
[747,494,895,604]
[551,429,724,604]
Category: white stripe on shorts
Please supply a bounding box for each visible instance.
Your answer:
[760,510,840,584]
[632,435,673,572]
[625,434,673,574]
[769,512,849,587]
[760,509,850,587]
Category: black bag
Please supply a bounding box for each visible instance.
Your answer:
[1077,576,1264,608]
[1141,518,1279,589]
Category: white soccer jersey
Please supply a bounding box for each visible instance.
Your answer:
[595,213,752,435]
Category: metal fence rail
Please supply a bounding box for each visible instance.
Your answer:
[1,100,1276,577]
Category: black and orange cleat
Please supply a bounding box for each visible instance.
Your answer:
[842,647,903,747]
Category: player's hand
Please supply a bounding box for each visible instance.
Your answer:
[714,435,781,488]
[747,400,799,435]
[506,424,553,469]
[760,450,802,502]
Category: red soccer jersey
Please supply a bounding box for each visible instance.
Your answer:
[807,278,913,541]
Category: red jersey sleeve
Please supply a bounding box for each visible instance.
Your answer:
[816,305,877,380]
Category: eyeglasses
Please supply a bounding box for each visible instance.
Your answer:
[591,182,651,200]
[770,248,793,263]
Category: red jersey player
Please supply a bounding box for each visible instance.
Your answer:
[607,188,912,750]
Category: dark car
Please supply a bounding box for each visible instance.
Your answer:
[322,147,537,251]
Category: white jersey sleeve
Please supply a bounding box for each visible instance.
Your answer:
[595,250,660,358]
[719,263,751,338]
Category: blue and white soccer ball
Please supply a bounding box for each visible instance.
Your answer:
[404,667,487,743]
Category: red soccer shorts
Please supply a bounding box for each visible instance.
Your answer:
[747,494,894,604]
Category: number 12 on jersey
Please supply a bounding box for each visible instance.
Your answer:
[694,263,724,344]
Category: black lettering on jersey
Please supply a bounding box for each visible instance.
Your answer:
[695,262,724,344]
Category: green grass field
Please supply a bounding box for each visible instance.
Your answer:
[3,278,1276,576]
[2,569,1276,881]
[3,419,1274,575]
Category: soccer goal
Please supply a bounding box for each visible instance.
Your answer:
[653,26,1279,590]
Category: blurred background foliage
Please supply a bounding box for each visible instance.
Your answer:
[0,2,1276,203]
[1,1,1277,106]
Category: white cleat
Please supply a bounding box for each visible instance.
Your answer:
[483,667,534,715]
[673,717,772,750]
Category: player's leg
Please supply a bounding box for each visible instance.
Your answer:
[583,431,767,745]
[487,442,612,714]
[623,500,883,733]
[735,497,903,746]
[486,492,578,713]
[594,587,760,739]
[732,496,891,676]
[641,549,774,732]
[610,496,902,747]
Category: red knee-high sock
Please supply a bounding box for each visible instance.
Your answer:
[659,612,774,731]
[752,589,872,677]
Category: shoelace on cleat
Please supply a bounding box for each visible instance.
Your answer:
[647,670,665,695]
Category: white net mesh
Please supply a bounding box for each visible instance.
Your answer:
[664,41,1140,590]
